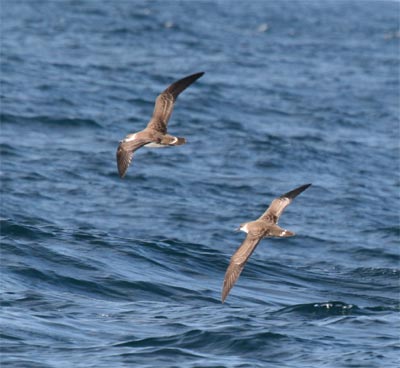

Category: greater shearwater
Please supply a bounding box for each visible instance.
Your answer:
[116,72,205,178]
[221,183,312,303]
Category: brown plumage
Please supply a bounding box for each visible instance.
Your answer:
[116,72,204,178]
[221,183,312,303]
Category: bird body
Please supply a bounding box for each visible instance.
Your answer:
[116,72,204,178]
[222,183,312,303]
[238,221,295,238]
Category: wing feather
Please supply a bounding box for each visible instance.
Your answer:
[116,138,151,178]
[221,235,261,303]
[147,72,204,133]
[259,184,311,223]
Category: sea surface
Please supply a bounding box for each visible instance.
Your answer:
[1,1,399,367]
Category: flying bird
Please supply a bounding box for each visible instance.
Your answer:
[221,183,312,303]
[116,72,205,178]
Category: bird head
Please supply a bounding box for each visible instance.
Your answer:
[235,223,249,233]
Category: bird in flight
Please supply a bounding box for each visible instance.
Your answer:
[221,183,312,303]
[116,72,205,178]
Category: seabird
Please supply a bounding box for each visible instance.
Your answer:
[221,183,312,303]
[116,72,205,178]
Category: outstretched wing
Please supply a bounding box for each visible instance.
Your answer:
[116,137,151,178]
[221,235,261,303]
[259,183,311,224]
[146,72,204,133]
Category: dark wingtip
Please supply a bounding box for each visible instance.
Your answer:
[116,154,128,179]
[166,72,205,98]
[117,168,126,179]
[189,71,205,80]
[221,294,226,304]
[295,183,312,193]
[283,183,312,199]
[221,280,230,304]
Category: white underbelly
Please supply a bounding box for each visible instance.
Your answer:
[144,142,168,148]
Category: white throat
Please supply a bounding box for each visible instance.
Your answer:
[240,224,249,234]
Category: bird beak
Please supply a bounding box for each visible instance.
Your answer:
[234,227,241,232]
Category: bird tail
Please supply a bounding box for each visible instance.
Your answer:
[269,224,295,237]
[173,137,186,146]
[161,135,186,146]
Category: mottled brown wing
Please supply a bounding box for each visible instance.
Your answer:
[221,235,261,303]
[147,72,204,133]
[259,184,312,223]
[116,138,151,178]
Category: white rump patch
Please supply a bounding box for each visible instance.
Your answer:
[170,137,178,144]
[280,230,287,236]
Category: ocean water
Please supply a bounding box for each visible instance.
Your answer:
[1,1,399,367]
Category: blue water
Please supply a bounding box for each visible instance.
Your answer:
[1,1,399,367]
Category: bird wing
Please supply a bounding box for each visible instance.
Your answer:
[146,72,204,133]
[221,235,261,303]
[259,183,311,224]
[116,137,152,178]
